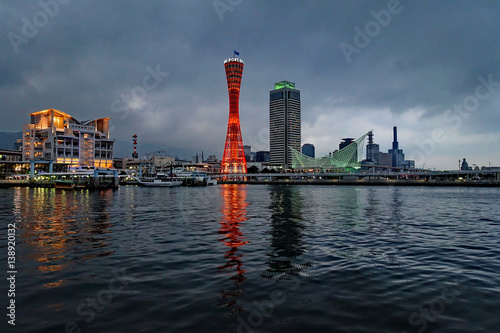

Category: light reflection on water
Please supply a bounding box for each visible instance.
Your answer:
[217,185,249,314]
[1,185,499,332]
[263,186,309,279]
[12,188,114,284]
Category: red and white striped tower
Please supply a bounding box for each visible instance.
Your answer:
[132,134,138,158]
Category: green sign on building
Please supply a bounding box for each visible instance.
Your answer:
[274,81,295,90]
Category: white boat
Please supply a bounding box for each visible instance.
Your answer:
[170,168,218,186]
[207,177,218,186]
[135,173,183,187]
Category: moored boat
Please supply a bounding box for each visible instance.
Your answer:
[55,179,89,190]
[207,177,217,186]
[134,174,183,187]
[55,180,75,190]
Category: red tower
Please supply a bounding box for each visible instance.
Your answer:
[221,55,247,174]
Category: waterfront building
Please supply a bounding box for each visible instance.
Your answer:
[378,152,393,167]
[269,81,301,168]
[339,138,355,150]
[291,132,369,170]
[0,148,22,161]
[255,151,270,162]
[401,160,415,169]
[365,131,379,164]
[206,155,218,162]
[301,143,315,158]
[22,109,114,168]
[14,139,23,151]
[243,145,251,162]
[337,138,357,165]
[461,158,471,171]
[388,126,405,167]
[221,54,247,174]
[363,128,414,169]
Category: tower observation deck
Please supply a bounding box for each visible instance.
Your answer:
[221,56,247,174]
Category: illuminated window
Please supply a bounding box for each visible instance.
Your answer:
[54,116,64,128]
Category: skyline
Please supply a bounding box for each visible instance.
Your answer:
[1,1,500,170]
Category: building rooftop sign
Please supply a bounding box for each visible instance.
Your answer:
[274,81,295,90]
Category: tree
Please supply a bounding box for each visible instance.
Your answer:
[247,165,259,173]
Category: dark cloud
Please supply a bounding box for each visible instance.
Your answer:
[1,0,499,168]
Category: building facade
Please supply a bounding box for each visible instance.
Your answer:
[269,81,301,168]
[378,152,393,167]
[0,149,22,161]
[255,151,270,162]
[388,126,405,167]
[301,143,315,158]
[365,131,379,164]
[243,145,251,162]
[22,109,114,168]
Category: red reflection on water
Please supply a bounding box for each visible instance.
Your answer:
[217,185,249,312]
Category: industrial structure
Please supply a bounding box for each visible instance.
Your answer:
[22,109,114,168]
[362,127,415,169]
[132,134,138,158]
[269,81,301,168]
[221,53,247,174]
[365,131,379,164]
[388,126,405,167]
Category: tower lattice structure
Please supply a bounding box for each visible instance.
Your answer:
[221,57,247,174]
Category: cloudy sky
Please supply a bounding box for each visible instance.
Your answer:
[1,0,499,169]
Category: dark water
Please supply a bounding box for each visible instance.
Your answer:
[1,185,500,332]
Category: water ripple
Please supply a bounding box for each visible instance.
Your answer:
[1,185,499,332]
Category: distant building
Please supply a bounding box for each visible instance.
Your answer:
[461,158,471,171]
[363,128,414,169]
[338,138,357,165]
[14,139,22,151]
[401,160,415,169]
[388,126,405,167]
[269,81,301,168]
[243,145,251,162]
[378,152,393,167]
[301,143,315,158]
[481,165,500,170]
[22,109,114,168]
[0,149,22,161]
[255,151,270,163]
[339,138,355,150]
[365,131,379,164]
[206,155,218,162]
[152,155,175,168]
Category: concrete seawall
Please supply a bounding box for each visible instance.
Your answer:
[219,179,500,187]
